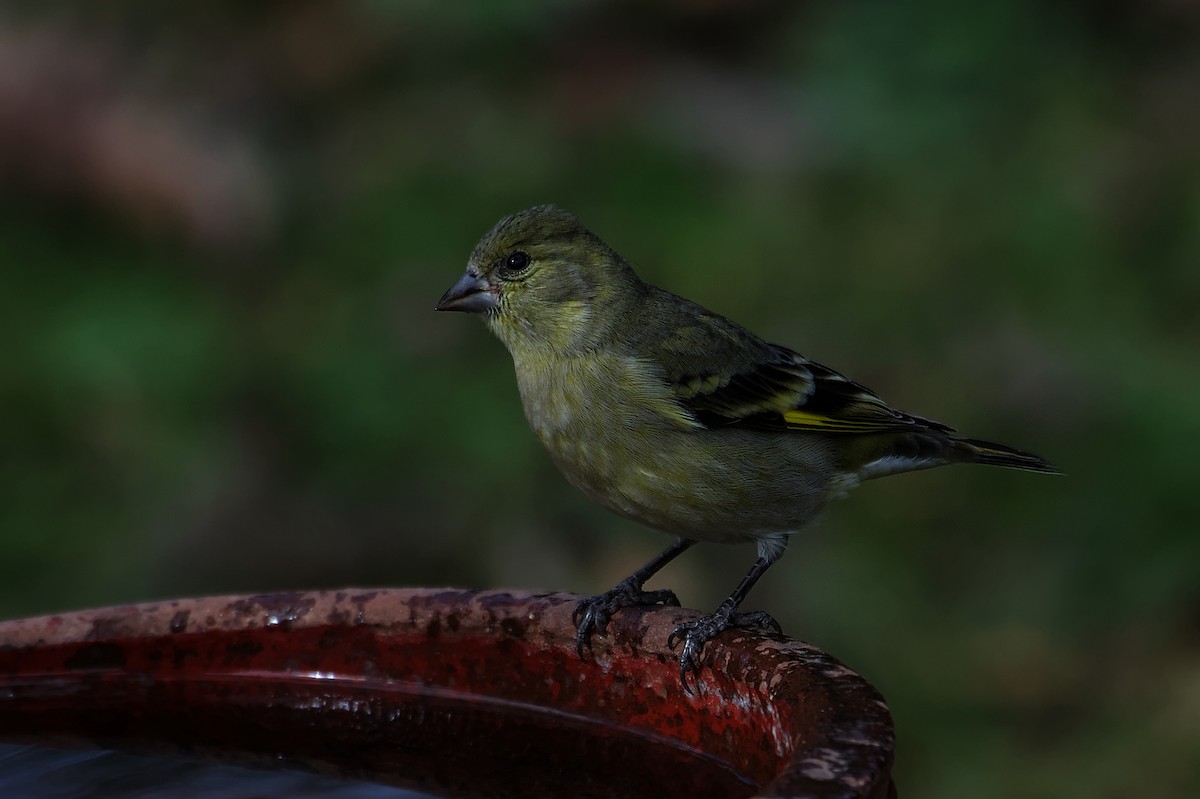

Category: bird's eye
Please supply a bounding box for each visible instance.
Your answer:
[505,251,530,272]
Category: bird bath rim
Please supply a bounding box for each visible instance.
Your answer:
[0,588,895,798]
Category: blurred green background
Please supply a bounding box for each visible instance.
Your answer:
[2,1,1197,796]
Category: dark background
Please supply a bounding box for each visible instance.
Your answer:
[2,2,1197,796]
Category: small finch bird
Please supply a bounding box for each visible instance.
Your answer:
[437,205,1059,686]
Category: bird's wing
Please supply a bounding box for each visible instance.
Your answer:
[644,304,953,436]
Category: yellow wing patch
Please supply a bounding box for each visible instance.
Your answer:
[782,405,921,436]
[782,408,911,434]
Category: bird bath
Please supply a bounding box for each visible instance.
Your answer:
[0,589,895,798]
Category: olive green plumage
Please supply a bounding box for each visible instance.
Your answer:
[437,204,1059,685]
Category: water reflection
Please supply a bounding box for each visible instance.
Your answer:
[0,743,435,799]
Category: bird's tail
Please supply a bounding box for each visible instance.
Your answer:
[954,437,1062,474]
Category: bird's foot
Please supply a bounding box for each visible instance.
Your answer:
[573,580,680,659]
[668,608,782,693]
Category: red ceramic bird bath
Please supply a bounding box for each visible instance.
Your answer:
[0,589,895,798]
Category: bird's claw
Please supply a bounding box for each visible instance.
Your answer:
[730,609,783,636]
[573,582,680,659]
[669,609,783,693]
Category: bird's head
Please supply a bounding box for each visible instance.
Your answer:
[436,205,639,353]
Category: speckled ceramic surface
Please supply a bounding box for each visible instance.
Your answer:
[0,589,895,798]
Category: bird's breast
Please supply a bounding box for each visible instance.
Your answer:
[508,352,821,540]
[513,353,692,495]
[513,352,694,439]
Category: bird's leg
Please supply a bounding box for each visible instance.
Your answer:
[574,537,696,658]
[668,539,787,692]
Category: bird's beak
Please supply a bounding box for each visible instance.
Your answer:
[435,271,497,314]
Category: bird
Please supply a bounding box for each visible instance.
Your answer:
[436,204,1059,687]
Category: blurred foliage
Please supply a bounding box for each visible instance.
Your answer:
[2,1,1198,796]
